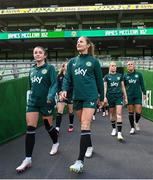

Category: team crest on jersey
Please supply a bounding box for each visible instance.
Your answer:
[86,61,92,67]
[42,69,47,74]
[117,77,120,80]
[135,74,138,78]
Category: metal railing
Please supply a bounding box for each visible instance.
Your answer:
[0,61,33,81]
[0,59,153,82]
[98,59,153,70]
[0,60,65,81]
[134,60,153,70]
[121,60,153,70]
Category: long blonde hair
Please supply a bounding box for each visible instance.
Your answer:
[58,62,67,75]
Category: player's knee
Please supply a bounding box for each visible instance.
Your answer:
[116,114,122,121]
[81,122,90,130]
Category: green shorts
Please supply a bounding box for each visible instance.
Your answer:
[26,102,55,116]
[107,95,123,108]
[127,96,142,105]
[73,100,97,111]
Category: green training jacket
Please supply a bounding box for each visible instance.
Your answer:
[123,71,146,97]
[28,63,57,106]
[62,54,104,101]
[104,73,123,96]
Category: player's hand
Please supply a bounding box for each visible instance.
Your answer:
[124,96,128,105]
[104,97,108,104]
[59,91,67,101]
[99,101,104,108]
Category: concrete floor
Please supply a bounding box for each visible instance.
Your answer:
[0,109,153,179]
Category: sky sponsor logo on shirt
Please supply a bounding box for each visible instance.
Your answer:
[74,67,87,76]
[31,76,43,84]
[110,82,119,87]
[128,79,136,84]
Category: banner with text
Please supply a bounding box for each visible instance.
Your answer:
[0,4,153,15]
[139,70,153,122]
[0,28,153,40]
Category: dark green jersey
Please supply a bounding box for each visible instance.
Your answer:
[104,73,123,96]
[28,63,57,106]
[62,54,104,101]
[123,71,146,96]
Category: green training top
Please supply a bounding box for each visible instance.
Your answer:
[104,73,123,96]
[62,54,104,101]
[28,63,57,106]
[123,71,146,97]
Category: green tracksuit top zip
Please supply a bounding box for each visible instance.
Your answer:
[62,54,104,101]
[124,71,146,97]
[28,63,57,106]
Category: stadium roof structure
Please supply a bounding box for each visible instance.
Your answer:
[0,0,152,8]
[0,0,153,60]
